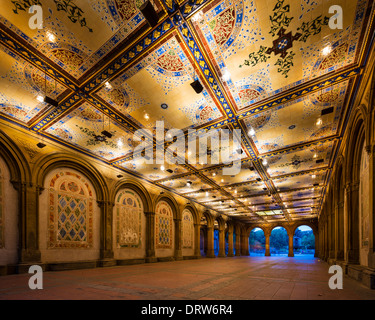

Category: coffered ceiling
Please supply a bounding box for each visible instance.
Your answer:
[0,0,374,224]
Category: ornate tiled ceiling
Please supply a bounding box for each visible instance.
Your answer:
[0,0,374,224]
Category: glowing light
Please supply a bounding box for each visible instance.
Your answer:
[316,118,323,126]
[46,31,56,42]
[160,165,165,171]
[248,128,255,136]
[37,95,44,102]
[222,68,231,82]
[105,81,112,90]
[262,159,268,165]
[117,139,123,148]
[144,113,150,120]
[322,45,332,56]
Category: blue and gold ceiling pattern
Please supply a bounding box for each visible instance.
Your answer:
[0,0,374,224]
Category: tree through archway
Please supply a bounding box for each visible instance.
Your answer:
[249,228,265,255]
[270,227,288,256]
[293,225,315,256]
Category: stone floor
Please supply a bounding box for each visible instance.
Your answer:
[1,255,375,300]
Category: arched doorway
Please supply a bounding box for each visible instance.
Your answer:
[293,225,315,256]
[249,228,265,256]
[200,216,207,256]
[270,227,288,256]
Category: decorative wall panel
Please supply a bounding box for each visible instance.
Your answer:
[48,171,94,249]
[155,200,173,249]
[182,209,194,248]
[115,188,143,248]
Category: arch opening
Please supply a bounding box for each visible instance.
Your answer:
[293,225,315,256]
[270,227,288,256]
[249,228,265,256]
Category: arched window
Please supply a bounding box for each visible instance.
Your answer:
[115,189,143,248]
[48,171,94,248]
[155,200,173,249]
[182,209,194,249]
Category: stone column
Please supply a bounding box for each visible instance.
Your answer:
[288,232,294,257]
[97,200,115,265]
[243,233,250,256]
[194,223,200,258]
[218,228,226,257]
[235,228,241,256]
[314,231,319,258]
[227,228,234,257]
[145,212,157,263]
[206,226,215,258]
[174,218,183,261]
[13,181,42,264]
[345,182,360,264]
[265,231,271,256]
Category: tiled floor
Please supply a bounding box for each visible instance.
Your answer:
[1,255,375,300]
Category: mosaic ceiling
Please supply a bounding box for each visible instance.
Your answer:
[0,0,374,224]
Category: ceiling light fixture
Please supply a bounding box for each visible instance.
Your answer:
[160,165,165,171]
[105,81,112,90]
[46,31,56,42]
[37,95,44,103]
[262,159,268,165]
[37,142,46,148]
[322,45,332,56]
[316,118,323,126]
[248,128,255,136]
[222,68,231,82]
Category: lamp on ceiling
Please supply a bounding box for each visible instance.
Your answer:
[190,79,203,94]
[190,54,204,94]
[40,68,58,107]
[139,0,159,28]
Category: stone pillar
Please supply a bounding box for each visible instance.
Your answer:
[206,226,215,258]
[243,233,250,256]
[174,218,183,261]
[227,228,234,257]
[345,182,360,264]
[235,228,241,256]
[288,232,294,257]
[97,200,115,264]
[194,223,200,258]
[145,212,157,263]
[265,232,271,256]
[218,228,226,257]
[314,231,319,258]
[337,201,345,260]
[14,181,42,263]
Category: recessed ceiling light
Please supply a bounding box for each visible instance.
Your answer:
[322,45,332,56]
[222,68,231,82]
[37,142,46,148]
[144,113,150,120]
[37,95,44,102]
[46,31,56,42]
[105,81,112,90]
[161,103,168,109]
[288,125,296,130]
[248,128,255,136]
[262,159,268,165]
[316,118,323,126]
[160,165,165,171]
